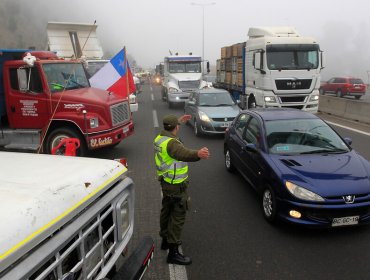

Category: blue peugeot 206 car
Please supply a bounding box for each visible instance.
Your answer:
[224,108,370,227]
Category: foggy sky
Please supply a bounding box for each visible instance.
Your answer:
[2,0,370,81]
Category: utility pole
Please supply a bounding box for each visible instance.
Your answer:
[190,1,216,74]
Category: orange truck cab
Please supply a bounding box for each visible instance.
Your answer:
[0,49,134,156]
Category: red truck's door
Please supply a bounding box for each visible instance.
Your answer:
[4,64,51,129]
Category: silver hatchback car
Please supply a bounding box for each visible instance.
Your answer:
[184,88,240,136]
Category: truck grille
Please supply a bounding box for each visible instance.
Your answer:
[110,102,130,126]
[275,79,312,90]
[28,204,119,280]
[178,80,200,90]
[279,96,307,103]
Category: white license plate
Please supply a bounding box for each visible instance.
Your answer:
[123,127,129,133]
[332,216,359,227]
[221,122,230,127]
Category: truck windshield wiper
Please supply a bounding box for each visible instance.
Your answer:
[67,79,85,88]
[215,103,232,106]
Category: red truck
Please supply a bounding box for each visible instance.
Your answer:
[0,49,134,156]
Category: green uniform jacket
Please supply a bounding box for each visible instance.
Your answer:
[159,130,200,162]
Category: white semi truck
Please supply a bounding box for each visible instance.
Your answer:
[0,152,154,279]
[161,53,210,108]
[216,27,324,112]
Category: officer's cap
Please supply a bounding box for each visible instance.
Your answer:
[163,114,180,130]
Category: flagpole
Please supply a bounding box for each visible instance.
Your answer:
[124,46,129,97]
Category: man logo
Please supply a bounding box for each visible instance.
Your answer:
[343,195,355,204]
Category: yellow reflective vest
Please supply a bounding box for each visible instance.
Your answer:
[154,135,188,184]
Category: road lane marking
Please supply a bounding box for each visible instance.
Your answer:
[169,260,188,280]
[326,121,370,137]
[153,110,159,128]
[151,94,154,101]
[150,86,153,91]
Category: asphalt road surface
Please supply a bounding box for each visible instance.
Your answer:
[92,82,370,280]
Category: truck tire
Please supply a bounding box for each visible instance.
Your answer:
[45,127,87,157]
[248,96,256,109]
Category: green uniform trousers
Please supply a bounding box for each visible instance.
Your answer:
[159,180,189,245]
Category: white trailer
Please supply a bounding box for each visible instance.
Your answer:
[46,21,104,59]
[216,26,324,112]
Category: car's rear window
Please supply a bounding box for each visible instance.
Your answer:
[349,78,364,84]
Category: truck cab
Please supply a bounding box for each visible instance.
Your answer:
[0,50,134,156]
[244,27,322,112]
[162,53,209,108]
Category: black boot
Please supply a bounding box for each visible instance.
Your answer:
[167,244,192,265]
[161,238,169,250]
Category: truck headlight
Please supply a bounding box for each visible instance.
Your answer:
[199,111,210,122]
[264,96,276,103]
[310,95,319,101]
[89,117,99,128]
[117,198,130,240]
[169,87,179,93]
[285,181,324,202]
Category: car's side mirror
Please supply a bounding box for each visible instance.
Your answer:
[344,137,352,146]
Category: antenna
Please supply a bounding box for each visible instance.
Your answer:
[169,49,173,55]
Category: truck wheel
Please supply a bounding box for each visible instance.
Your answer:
[45,127,87,156]
[248,96,256,109]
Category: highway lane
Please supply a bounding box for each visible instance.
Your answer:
[93,83,370,280]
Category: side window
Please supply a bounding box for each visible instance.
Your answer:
[234,113,250,137]
[9,67,43,93]
[243,117,260,145]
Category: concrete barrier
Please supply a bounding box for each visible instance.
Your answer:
[318,95,370,124]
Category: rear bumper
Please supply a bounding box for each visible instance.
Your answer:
[111,236,154,280]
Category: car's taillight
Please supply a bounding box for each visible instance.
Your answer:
[344,83,351,88]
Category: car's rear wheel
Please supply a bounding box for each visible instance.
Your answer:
[262,185,278,223]
[336,90,343,98]
[224,148,235,172]
[248,95,256,109]
[355,95,361,100]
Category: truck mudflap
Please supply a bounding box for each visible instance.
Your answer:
[111,236,154,280]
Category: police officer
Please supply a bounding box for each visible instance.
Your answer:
[154,114,209,265]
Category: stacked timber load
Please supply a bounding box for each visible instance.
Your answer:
[231,42,245,87]
[217,42,245,88]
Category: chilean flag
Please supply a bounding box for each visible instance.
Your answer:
[89,48,136,98]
